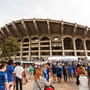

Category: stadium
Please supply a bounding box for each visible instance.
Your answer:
[0,18,90,61]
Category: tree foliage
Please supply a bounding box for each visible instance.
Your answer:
[1,36,20,59]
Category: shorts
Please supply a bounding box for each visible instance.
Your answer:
[8,81,13,90]
[52,74,57,77]
[57,74,62,78]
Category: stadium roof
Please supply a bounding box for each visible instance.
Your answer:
[0,18,90,43]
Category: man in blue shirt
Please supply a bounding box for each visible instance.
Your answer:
[42,64,48,81]
[0,63,8,90]
[56,65,62,83]
[67,65,73,82]
[6,60,15,90]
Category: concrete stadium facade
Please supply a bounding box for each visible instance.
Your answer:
[0,18,90,60]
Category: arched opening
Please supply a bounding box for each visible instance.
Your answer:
[40,36,50,46]
[51,36,62,55]
[75,39,85,56]
[41,37,49,41]
[23,38,29,42]
[86,40,90,50]
[23,38,29,50]
[51,36,62,50]
[64,37,73,50]
[52,36,60,41]
[31,37,39,57]
[75,39,84,50]
[31,37,38,42]
[40,37,50,56]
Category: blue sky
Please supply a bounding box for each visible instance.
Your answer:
[0,0,90,27]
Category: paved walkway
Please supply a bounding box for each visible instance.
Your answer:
[23,79,78,90]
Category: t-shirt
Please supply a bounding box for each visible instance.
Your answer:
[6,65,14,82]
[67,66,72,74]
[46,68,50,75]
[30,67,34,73]
[0,70,8,90]
[63,68,67,75]
[15,66,24,79]
[46,68,50,79]
[76,67,79,76]
[56,66,62,74]
[52,67,57,74]
[42,68,48,81]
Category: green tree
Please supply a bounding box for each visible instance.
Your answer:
[0,36,20,60]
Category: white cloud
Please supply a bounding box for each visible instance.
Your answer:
[0,0,90,27]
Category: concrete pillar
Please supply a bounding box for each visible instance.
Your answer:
[50,39,52,56]
[28,37,31,61]
[83,39,87,57]
[62,38,65,56]
[61,20,64,36]
[73,38,77,56]
[39,38,40,58]
[20,39,23,60]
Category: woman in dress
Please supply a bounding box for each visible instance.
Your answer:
[77,66,89,90]
[33,67,49,90]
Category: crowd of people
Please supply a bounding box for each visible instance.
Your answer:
[0,59,90,90]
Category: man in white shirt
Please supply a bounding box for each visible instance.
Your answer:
[15,62,24,90]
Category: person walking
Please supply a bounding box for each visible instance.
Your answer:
[46,63,51,82]
[52,64,57,82]
[23,64,27,84]
[42,63,48,81]
[30,65,34,80]
[26,65,30,82]
[77,66,89,90]
[67,65,73,82]
[76,63,81,85]
[62,65,67,82]
[15,62,24,90]
[6,60,15,90]
[56,64,62,83]
[33,68,49,90]
[0,63,8,90]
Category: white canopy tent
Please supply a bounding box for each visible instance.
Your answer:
[86,56,90,61]
[48,56,78,61]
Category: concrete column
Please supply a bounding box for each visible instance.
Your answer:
[39,38,40,58]
[83,39,87,57]
[62,38,65,56]
[14,54,16,60]
[73,38,77,56]
[28,37,31,61]
[50,39,52,56]
[20,39,23,60]
[61,20,64,36]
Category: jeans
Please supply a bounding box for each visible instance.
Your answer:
[16,77,22,90]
